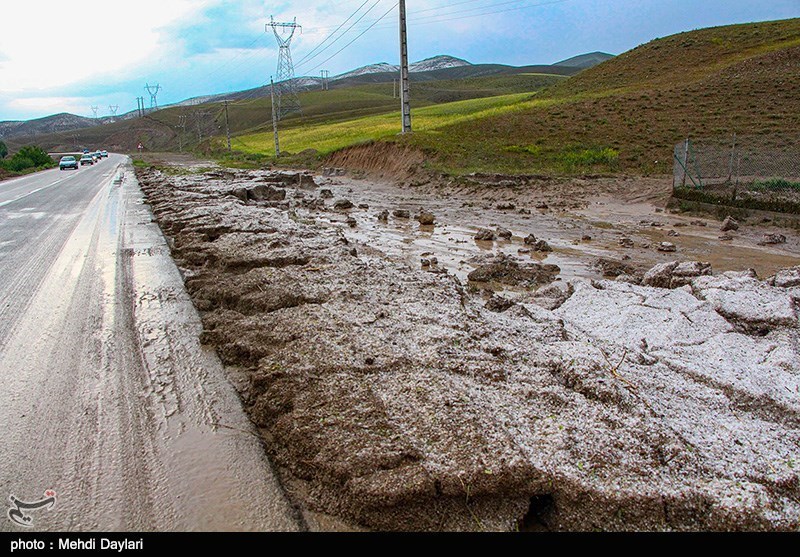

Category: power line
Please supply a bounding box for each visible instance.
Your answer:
[294,1,384,72]
[303,2,398,75]
[294,0,371,66]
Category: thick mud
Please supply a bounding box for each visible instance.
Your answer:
[136,165,800,531]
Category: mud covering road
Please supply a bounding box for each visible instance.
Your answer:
[136,165,800,531]
[0,158,300,531]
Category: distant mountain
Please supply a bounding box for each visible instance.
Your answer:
[0,52,603,142]
[554,51,615,69]
[409,55,471,72]
[335,62,398,80]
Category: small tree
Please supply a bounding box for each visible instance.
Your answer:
[0,140,8,159]
[15,145,53,167]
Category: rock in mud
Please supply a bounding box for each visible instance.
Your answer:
[393,209,411,219]
[642,260,711,289]
[531,239,552,252]
[619,236,634,248]
[298,173,318,189]
[485,294,515,313]
[758,233,786,245]
[230,187,248,203]
[358,203,369,210]
[720,216,739,232]
[593,257,637,278]
[496,202,516,211]
[247,184,286,202]
[417,212,435,226]
[523,233,537,245]
[527,282,574,310]
[377,210,389,222]
[581,235,592,241]
[320,189,334,199]
[719,234,733,241]
[767,265,800,288]
[690,220,707,227]
[657,241,677,252]
[496,227,512,239]
[334,199,354,211]
[346,216,357,228]
[467,254,560,287]
[475,228,496,241]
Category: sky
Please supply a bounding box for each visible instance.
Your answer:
[0,0,798,121]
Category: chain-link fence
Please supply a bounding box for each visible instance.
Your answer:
[673,134,800,214]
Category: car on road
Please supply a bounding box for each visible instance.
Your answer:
[80,154,94,166]
[100,150,108,158]
[59,156,79,170]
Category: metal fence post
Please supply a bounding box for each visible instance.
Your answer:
[680,138,689,188]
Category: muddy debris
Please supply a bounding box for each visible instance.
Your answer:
[593,257,638,278]
[417,212,435,226]
[496,227,513,239]
[690,220,707,227]
[247,184,286,202]
[358,203,369,210]
[719,234,734,241]
[496,202,516,211]
[619,236,634,248]
[720,216,740,232]
[532,239,552,252]
[523,233,537,245]
[467,254,560,288]
[135,166,800,532]
[581,235,592,241]
[320,189,334,199]
[393,209,411,219]
[334,199,354,211]
[485,294,515,313]
[346,216,357,228]
[642,260,712,289]
[759,233,787,246]
[475,228,496,241]
[376,210,389,222]
[657,242,677,252]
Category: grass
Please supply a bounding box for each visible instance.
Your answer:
[231,92,550,156]
[751,178,800,192]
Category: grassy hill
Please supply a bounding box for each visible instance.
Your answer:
[229,18,800,176]
[8,73,564,156]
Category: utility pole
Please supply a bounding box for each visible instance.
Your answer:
[398,0,412,133]
[267,16,302,120]
[320,70,329,91]
[177,115,187,153]
[108,105,119,121]
[223,100,231,152]
[270,77,280,157]
[192,110,211,144]
[145,83,161,112]
[393,79,397,99]
[90,105,99,120]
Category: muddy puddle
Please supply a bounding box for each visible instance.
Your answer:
[308,177,800,287]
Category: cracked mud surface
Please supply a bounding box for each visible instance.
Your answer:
[136,165,800,531]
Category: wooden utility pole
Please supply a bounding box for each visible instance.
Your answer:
[224,100,232,152]
[399,0,411,133]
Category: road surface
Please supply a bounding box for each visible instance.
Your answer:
[0,156,301,531]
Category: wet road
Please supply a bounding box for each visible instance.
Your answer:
[0,156,300,531]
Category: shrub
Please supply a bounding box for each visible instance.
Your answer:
[0,140,7,159]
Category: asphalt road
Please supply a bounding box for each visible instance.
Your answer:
[0,156,300,531]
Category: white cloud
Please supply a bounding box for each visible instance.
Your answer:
[0,0,219,92]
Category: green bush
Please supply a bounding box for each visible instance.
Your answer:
[0,145,55,173]
[0,140,7,159]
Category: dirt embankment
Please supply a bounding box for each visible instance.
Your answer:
[325,142,429,182]
[136,166,800,531]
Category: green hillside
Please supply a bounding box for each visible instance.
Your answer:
[230,18,800,176]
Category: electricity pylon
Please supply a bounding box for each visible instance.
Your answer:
[320,70,330,91]
[266,16,302,120]
[145,83,161,112]
[90,105,99,119]
[108,105,119,121]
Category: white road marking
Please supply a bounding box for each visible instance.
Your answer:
[0,166,113,208]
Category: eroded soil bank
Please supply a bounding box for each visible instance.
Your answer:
[135,165,800,531]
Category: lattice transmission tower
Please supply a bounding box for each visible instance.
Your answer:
[145,83,161,112]
[266,16,302,120]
